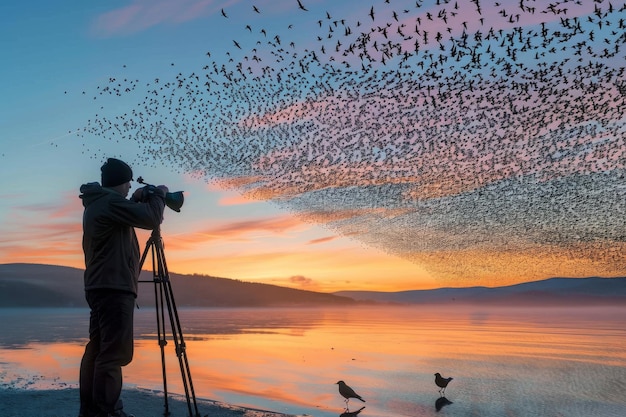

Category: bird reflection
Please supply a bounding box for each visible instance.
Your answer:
[435,396,453,412]
[340,406,365,416]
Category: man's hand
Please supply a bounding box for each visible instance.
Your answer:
[131,185,168,202]
[131,188,144,202]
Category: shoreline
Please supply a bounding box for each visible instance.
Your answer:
[0,386,300,417]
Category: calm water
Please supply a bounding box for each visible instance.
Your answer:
[1,306,625,417]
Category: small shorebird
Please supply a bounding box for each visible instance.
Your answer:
[434,373,453,395]
[336,380,365,405]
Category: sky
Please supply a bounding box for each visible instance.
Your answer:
[1,0,625,293]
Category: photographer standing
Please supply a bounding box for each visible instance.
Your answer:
[78,158,168,417]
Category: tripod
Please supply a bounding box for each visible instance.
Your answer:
[138,228,200,417]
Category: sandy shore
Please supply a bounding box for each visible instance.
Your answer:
[0,387,299,417]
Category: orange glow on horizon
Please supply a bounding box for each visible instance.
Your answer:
[3,185,624,292]
[4,239,625,292]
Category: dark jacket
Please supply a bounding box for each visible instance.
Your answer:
[79,182,166,296]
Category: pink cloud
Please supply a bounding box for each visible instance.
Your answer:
[288,275,318,289]
[0,219,83,266]
[0,191,85,266]
[307,235,338,245]
[92,4,144,36]
[157,214,311,251]
[90,0,224,37]
[217,191,256,206]
[203,215,307,237]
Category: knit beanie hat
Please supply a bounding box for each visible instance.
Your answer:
[101,158,133,187]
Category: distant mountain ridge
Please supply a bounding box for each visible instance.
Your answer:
[0,263,357,308]
[1,263,624,308]
[334,276,626,305]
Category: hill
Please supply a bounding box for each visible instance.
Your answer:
[2,263,625,308]
[334,276,626,306]
[0,263,357,308]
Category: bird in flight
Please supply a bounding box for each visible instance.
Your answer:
[336,380,365,406]
[434,373,453,396]
[75,0,626,285]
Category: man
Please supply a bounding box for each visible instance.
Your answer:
[78,158,168,417]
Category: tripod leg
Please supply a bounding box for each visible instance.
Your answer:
[153,234,200,417]
[163,279,200,417]
[147,238,171,416]
[154,276,170,416]
[139,234,172,416]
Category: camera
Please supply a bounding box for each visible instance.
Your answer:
[135,176,184,212]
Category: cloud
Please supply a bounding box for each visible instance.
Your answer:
[217,191,257,206]
[90,0,220,37]
[157,214,311,251]
[306,236,338,245]
[288,275,316,288]
[0,191,84,266]
[203,215,308,238]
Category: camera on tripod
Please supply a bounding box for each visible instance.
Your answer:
[135,176,184,212]
[137,201,199,417]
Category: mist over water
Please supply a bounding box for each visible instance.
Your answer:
[1,306,625,417]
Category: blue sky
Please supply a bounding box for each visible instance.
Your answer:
[1,0,625,291]
[1,0,439,292]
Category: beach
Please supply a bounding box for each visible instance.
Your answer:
[0,386,297,417]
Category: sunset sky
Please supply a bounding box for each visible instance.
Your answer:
[1,0,624,293]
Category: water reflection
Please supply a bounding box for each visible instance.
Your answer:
[0,308,87,347]
[340,405,365,416]
[435,396,453,412]
[1,306,625,417]
[0,307,339,348]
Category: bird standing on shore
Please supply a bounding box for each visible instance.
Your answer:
[434,373,453,396]
[336,380,365,405]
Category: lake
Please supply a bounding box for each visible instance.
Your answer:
[1,305,625,417]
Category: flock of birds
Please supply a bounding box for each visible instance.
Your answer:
[74,0,626,284]
[336,373,454,413]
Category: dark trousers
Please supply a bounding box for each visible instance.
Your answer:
[80,289,135,415]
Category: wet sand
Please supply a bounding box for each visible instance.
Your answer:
[0,386,299,417]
